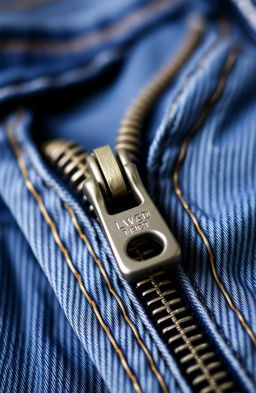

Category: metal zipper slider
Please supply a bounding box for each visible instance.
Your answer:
[84,145,180,282]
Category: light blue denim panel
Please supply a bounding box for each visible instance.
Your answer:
[0,114,188,393]
[148,24,256,390]
[0,206,109,393]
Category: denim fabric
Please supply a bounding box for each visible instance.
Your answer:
[0,204,109,393]
[0,1,256,393]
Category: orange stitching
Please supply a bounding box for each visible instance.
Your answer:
[64,203,170,393]
[0,0,182,55]
[5,114,143,393]
[172,45,256,347]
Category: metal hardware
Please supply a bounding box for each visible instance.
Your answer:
[42,19,240,391]
[43,139,240,392]
[136,271,237,393]
[86,145,127,199]
[43,139,89,196]
[116,16,205,162]
[84,145,180,282]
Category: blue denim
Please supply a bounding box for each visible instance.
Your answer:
[0,1,256,393]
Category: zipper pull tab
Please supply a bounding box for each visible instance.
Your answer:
[83,145,180,282]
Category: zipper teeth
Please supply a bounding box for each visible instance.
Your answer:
[43,19,205,202]
[43,139,90,196]
[42,142,239,393]
[116,17,204,162]
[43,19,205,173]
[42,17,239,393]
[135,271,236,393]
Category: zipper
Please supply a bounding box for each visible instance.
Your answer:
[43,139,239,393]
[42,19,241,393]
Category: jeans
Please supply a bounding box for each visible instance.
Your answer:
[0,1,256,392]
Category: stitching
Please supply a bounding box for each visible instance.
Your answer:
[63,203,170,393]
[5,115,143,393]
[0,0,183,55]
[190,276,256,384]
[11,113,187,393]
[0,18,206,391]
[191,278,239,352]
[19,144,179,393]
[169,45,256,347]
[5,118,171,393]
[153,33,222,183]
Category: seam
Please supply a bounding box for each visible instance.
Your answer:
[5,115,143,393]
[190,276,256,383]
[170,45,256,347]
[0,0,183,55]
[63,203,169,393]
[154,32,222,170]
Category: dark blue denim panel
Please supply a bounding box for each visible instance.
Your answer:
[0,200,109,393]
[40,16,190,152]
[0,0,189,89]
